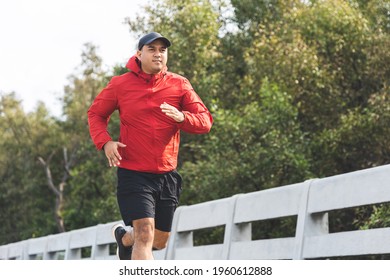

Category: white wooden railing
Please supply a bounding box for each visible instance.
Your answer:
[1,164,390,260]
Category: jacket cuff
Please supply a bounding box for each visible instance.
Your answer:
[97,137,113,151]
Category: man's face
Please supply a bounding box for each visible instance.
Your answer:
[137,39,168,74]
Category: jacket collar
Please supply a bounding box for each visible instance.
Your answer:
[126,55,167,82]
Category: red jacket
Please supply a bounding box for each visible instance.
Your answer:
[87,55,213,173]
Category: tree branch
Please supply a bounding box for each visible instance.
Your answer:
[38,154,61,197]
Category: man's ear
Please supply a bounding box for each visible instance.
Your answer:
[136,50,142,59]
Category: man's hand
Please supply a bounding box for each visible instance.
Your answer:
[160,102,185,123]
[103,141,127,167]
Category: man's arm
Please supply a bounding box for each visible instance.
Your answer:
[175,79,213,134]
[87,79,118,150]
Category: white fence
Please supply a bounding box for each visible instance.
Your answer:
[1,164,390,260]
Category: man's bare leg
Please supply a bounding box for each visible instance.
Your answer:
[131,218,155,260]
[121,221,171,259]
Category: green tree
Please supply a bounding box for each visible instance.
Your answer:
[60,43,121,229]
[0,93,64,243]
[180,80,312,204]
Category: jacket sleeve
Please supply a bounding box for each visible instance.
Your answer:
[87,78,118,150]
[177,78,213,134]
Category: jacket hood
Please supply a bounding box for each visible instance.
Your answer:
[126,55,168,81]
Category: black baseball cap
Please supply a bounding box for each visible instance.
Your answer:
[138,32,171,50]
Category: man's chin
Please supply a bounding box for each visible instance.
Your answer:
[151,67,163,74]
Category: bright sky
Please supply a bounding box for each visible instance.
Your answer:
[0,0,146,117]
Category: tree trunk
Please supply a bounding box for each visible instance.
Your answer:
[38,147,77,233]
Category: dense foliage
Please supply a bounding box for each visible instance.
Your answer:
[1,0,389,254]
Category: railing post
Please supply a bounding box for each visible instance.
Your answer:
[0,245,9,260]
[42,235,52,260]
[293,179,329,259]
[165,206,187,260]
[91,224,108,259]
[21,240,29,260]
[65,232,81,260]
[223,194,244,260]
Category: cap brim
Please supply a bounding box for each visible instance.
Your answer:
[144,37,171,48]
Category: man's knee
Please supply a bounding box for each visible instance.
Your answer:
[153,230,170,250]
[133,219,154,244]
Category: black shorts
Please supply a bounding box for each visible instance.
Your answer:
[116,168,182,232]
